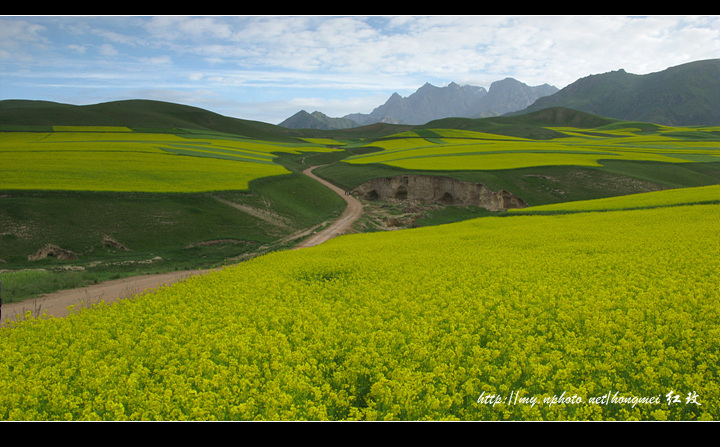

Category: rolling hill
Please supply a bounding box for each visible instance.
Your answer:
[517,59,720,126]
[0,99,307,143]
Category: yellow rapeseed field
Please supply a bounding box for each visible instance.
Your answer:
[1,203,718,421]
[0,130,338,192]
[344,126,720,170]
[511,184,720,214]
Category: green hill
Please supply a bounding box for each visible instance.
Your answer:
[279,110,360,130]
[518,59,720,126]
[0,98,423,144]
[0,99,611,142]
[0,99,311,143]
[420,107,618,140]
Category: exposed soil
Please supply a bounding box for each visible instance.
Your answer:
[1,269,220,326]
[353,200,443,231]
[27,244,78,261]
[0,165,364,326]
[211,195,294,230]
[292,166,363,249]
[353,175,527,211]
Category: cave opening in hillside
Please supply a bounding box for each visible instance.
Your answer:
[395,186,408,200]
[365,190,379,201]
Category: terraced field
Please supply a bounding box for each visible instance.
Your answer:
[510,184,720,214]
[344,126,720,171]
[0,127,340,192]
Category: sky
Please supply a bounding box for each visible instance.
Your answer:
[2,15,720,125]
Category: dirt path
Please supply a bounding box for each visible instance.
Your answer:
[0,268,221,326]
[292,166,363,249]
[1,165,363,326]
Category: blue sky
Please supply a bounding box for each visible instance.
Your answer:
[2,15,719,124]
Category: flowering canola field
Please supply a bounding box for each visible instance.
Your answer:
[344,126,720,170]
[1,201,719,421]
[511,184,720,214]
[0,128,338,192]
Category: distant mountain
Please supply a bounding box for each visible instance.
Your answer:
[279,110,359,130]
[280,79,558,129]
[517,59,720,126]
[345,82,490,126]
[473,78,558,118]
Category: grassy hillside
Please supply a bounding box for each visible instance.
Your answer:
[0,100,304,143]
[0,121,347,301]
[510,184,720,214]
[315,120,720,208]
[0,99,412,142]
[519,59,720,126]
[420,107,618,139]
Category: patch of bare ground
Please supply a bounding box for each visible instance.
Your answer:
[353,175,526,211]
[350,174,527,231]
[211,195,294,232]
[353,200,442,232]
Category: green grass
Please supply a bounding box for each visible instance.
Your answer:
[312,122,720,211]
[0,269,125,304]
[0,169,346,301]
[414,205,496,227]
[509,184,720,215]
[0,126,349,302]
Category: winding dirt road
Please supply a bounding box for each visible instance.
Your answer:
[1,166,363,326]
[292,166,363,249]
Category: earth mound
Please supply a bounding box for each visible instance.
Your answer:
[28,244,78,261]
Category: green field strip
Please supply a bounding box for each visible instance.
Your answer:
[510,184,720,214]
[160,146,278,164]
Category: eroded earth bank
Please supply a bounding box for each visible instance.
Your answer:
[353,175,527,211]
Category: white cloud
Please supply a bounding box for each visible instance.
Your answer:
[0,17,46,42]
[139,55,173,65]
[66,44,87,54]
[98,43,118,57]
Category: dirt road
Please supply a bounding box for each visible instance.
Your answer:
[0,269,219,325]
[1,166,363,325]
[292,166,363,249]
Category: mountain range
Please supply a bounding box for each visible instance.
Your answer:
[280,78,558,129]
[3,59,719,134]
[281,59,720,129]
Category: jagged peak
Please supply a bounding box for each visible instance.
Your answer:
[418,82,440,91]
